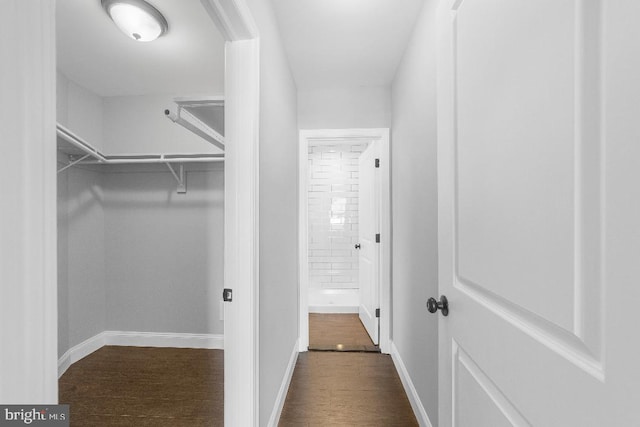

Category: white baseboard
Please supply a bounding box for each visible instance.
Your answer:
[104,331,224,350]
[58,331,107,378]
[58,331,224,378]
[267,339,299,427]
[309,305,358,314]
[390,341,434,427]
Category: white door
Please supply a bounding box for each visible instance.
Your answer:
[358,141,380,344]
[436,0,640,426]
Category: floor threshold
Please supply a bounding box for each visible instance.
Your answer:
[308,344,381,353]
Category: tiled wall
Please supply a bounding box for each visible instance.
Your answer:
[308,142,368,289]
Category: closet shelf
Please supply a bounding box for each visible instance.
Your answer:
[56,123,224,168]
[56,122,224,193]
[57,123,107,164]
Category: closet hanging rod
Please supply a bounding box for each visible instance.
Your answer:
[164,106,225,151]
[78,156,224,165]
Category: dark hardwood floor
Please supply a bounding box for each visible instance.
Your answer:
[59,317,414,426]
[279,351,418,426]
[279,313,417,425]
[308,313,379,352]
[59,346,223,426]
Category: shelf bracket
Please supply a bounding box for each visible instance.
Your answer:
[57,154,91,174]
[165,163,186,194]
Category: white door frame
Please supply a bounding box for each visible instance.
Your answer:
[0,0,58,403]
[298,128,391,354]
[201,1,261,425]
[1,1,262,424]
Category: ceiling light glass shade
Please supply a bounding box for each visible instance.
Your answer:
[102,0,168,42]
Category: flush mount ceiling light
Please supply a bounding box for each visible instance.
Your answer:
[101,0,168,42]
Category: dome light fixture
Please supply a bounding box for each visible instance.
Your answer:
[101,0,168,42]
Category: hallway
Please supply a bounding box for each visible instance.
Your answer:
[3,1,640,425]
[308,314,378,352]
[279,313,416,425]
[279,351,417,426]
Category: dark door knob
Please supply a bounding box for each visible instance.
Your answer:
[427,295,449,316]
[355,243,361,249]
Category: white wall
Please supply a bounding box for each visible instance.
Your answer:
[103,164,224,335]
[57,71,222,156]
[57,72,104,151]
[244,0,300,424]
[57,164,106,358]
[57,164,225,359]
[56,68,225,359]
[298,86,390,129]
[57,155,70,357]
[102,95,223,155]
[390,0,439,424]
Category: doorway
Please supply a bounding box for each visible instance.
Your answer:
[298,128,391,354]
[0,2,259,425]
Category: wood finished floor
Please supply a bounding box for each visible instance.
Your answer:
[279,351,418,426]
[58,346,223,426]
[59,317,413,426]
[308,313,378,352]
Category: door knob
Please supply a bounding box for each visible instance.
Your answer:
[427,295,449,316]
[355,243,361,249]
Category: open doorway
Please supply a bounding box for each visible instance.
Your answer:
[55,0,226,424]
[2,1,259,422]
[298,129,391,354]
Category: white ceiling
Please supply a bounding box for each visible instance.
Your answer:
[57,0,225,97]
[271,0,425,90]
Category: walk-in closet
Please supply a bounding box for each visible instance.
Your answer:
[55,0,226,423]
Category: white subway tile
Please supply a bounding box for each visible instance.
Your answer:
[310,249,331,256]
[340,164,359,172]
[310,274,332,281]
[326,270,356,277]
[307,143,363,290]
[330,191,358,199]
[312,145,337,153]
[310,171,333,180]
[331,276,358,283]
[331,243,354,251]
[341,151,361,159]
[331,262,353,270]
[330,250,351,256]
[311,262,331,269]
[321,152,339,160]
[309,242,328,250]
[310,184,331,192]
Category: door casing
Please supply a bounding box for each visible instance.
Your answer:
[3,0,262,425]
[298,128,391,354]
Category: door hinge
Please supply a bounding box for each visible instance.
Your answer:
[223,288,233,302]
[375,308,380,318]
[375,158,380,168]
[375,233,380,243]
